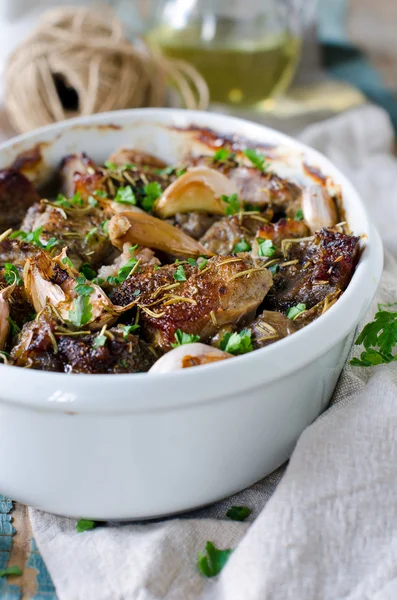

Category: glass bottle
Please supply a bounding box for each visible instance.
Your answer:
[145,0,303,109]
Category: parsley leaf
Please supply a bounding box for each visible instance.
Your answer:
[350,308,397,367]
[294,209,304,221]
[93,334,107,348]
[197,542,233,578]
[76,519,96,533]
[213,148,235,162]
[0,566,23,578]
[232,239,252,253]
[257,238,277,257]
[85,227,98,244]
[94,189,108,198]
[220,329,253,355]
[174,264,187,281]
[221,193,241,216]
[4,263,22,285]
[119,324,140,339]
[187,257,208,270]
[226,506,251,521]
[68,295,92,327]
[114,185,136,205]
[141,181,162,212]
[7,317,20,336]
[101,220,110,235]
[10,227,59,251]
[243,148,268,172]
[54,191,84,209]
[80,263,97,281]
[104,160,117,170]
[286,303,306,320]
[107,248,139,285]
[75,276,94,297]
[171,329,200,347]
[268,264,279,275]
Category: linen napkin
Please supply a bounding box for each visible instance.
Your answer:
[29,104,397,600]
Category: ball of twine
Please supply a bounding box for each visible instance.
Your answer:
[5,6,209,134]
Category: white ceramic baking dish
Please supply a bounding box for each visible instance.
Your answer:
[0,109,382,519]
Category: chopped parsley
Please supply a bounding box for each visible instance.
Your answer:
[10,227,59,251]
[114,185,136,206]
[221,193,241,216]
[80,263,96,281]
[141,181,162,212]
[75,276,94,297]
[243,148,269,172]
[85,227,98,244]
[197,542,233,578]
[101,220,110,235]
[257,238,276,257]
[268,264,279,275]
[213,148,235,162]
[87,196,98,208]
[350,306,397,367]
[7,317,20,336]
[107,247,139,285]
[232,239,252,253]
[94,189,108,198]
[61,255,74,268]
[156,165,186,177]
[220,329,253,355]
[294,209,304,221]
[93,333,107,348]
[226,506,251,521]
[119,324,140,339]
[174,264,187,281]
[68,295,93,327]
[171,329,200,348]
[187,257,208,270]
[54,191,84,209]
[4,263,22,286]
[76,519,96,533]
[104,160,117,170]
[286,303,306,320]
[0,566,23,578]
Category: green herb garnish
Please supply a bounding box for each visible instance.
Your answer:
[80,263,96,281]
[101,220,110,235]
[243,148,268,172]
[85,227,98,244]
[141,181,162,212]
[226,506,251,521]
[286,303,306,320]
[171,329,200,348]
[114,185,136,206]
[61,255,74,268]
[104,161,117,170]
[220,329,253,355]
[107,247,139,286]
[174,264,187,282]
[221,193,241,216]
[76,519,96,533]
[4,263,22,286]
[268,264,279,275]
[187,257,208,270]
[197,542,233,578]
[54,191,84,209]
[10,227,59,251]
[257,238,276,257]
[75,276,94,297]
[0,566,23,578]
[350,307,397,367]
[94,189,108,198]
[294,209,304,221]
[232,239,252,253]
[119,324,140,340]
[93,334,107,348]
[213,148,235,162]
[68,295,92,327]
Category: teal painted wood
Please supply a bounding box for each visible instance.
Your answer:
[27,539,57,600]
[0,495,21,600]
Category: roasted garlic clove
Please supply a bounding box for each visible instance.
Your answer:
[108,211,211,258]
[153,167,238,218]
[149,342,232,373]
[0,280,16,350]
[301,185,338,233]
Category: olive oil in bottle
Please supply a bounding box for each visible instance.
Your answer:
[146,22,301,108]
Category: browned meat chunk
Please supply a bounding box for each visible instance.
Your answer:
[185,155,302,217]
[11,309,156,373]
[0,238,39,269]
[21,201,112,269]
[0,169,40,233]
[200,213,268,255]
[59,153,97,197]
[170,212,219,240]
[251,309,297,348]
[107,148,167,170]
[111,255,273,350]
[254,219,311,248]
[264,228,360,313]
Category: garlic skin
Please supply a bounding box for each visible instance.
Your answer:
[301,185,338,233]
[149,342,232,373]
[153,167,238,218]
[0,281,16,350]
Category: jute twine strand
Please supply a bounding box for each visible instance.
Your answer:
[5,6,209,134]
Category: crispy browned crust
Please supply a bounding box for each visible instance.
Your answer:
[111,255,272,350]
[255,219,311,247]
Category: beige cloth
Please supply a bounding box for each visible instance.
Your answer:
[29,105,397,599]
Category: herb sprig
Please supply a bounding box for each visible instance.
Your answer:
[220,329,253,355]
[243,148,269,172]
[197,542,233,578]
[4,263,22,286]
[171,329,200,347]
[351,305,397,367]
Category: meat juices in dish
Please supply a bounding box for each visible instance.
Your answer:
[0,137,360,373]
